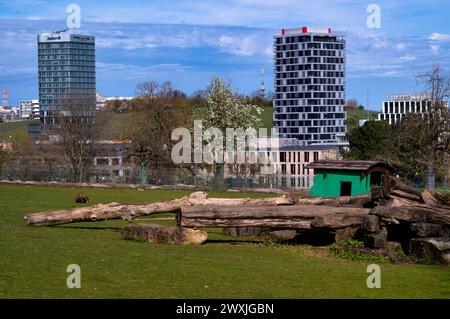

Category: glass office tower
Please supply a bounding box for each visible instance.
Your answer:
[38,29,96,127]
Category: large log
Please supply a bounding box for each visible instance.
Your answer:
[387,176,422,198]
[25,197,189,226]
[179,205,369,230]
[24,192,294,226]
[390,189,422,202]
[370,205,450,225]
[122,224,208,245]
[296,194,372,207]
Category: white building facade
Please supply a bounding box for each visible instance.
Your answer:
[377,94,448,125]
[273,27,346,145]
[19,100,40,120]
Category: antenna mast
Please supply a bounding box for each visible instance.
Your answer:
[2,89,7,107]
[260,64,266,98]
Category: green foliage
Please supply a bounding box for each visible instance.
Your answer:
[330,240,390,263]
[344,120,392,161]
[332,239,365,248]
[0,120,36,141]
[396,250,413,262]
[346,107,379,131]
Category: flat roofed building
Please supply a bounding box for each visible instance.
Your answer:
[273,26,346,145]
[378,94,448,125]
[19,99,40,120]
[38,29,96,127]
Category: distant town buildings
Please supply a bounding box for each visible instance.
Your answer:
[19,100,40,120]
[0,106,19,121]
[96,92,134,110]
[273,26,347,145]
[38,29,96,128]
[377,94,448,125]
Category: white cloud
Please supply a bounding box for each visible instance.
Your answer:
[428,33,450,41]
[396,43,406,50]
[430,45,440,52]
[400,54,416,61]
[26,16,45,21]
[218,35,258,56]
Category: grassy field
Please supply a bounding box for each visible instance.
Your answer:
[0,184,449,299]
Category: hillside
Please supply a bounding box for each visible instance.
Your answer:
[0,120,37,141]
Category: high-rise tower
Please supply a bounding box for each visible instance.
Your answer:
[273,26,346,145]
[38,29,96,128]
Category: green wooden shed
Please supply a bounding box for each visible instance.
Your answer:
[307,160,395,197]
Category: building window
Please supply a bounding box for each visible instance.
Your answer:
[291,178,296,187]
[290,164,296,175]
[281,164,287,174]
[96,158,109,166]
[304,152,310,162]
[280,152,286,163]
[313,152,319,162]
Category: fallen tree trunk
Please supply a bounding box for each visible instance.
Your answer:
[25,197,189,226]
[179,205,369,230]
[296,194,371,207]
[24,192,294,226]
[370,205,450,225]
[122,224,208,245]
[390,189,422,202]
[387,176,422,198]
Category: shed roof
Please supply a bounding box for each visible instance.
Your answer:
[307,160,395,173]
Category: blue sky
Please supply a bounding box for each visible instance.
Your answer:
[0,0,450,110]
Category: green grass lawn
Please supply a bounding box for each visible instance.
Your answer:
[0,184,449,298]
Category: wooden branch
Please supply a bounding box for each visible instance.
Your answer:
[370,205,450,225]
[179,205,369,230]
[387,176,422,197]
[296,194,372,207]
[390,189,422,202]
[24,192,294,226]
[24,197,189,226]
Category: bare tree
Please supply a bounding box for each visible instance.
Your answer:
[0,144,8,174]
[51,98,97,182]
[128,81,190,184]
[397,64,450,191]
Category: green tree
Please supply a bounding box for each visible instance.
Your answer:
[344,120,392,161]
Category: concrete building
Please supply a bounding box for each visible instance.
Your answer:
[378,94,448,125]
[273,26,346,145]
[19,100,40,120]
[225,137,340,189]
[0,106,18,121]
[92,140,134,182]
[38,29,96,127]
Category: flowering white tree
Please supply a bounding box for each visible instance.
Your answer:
[193,77,262,188]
